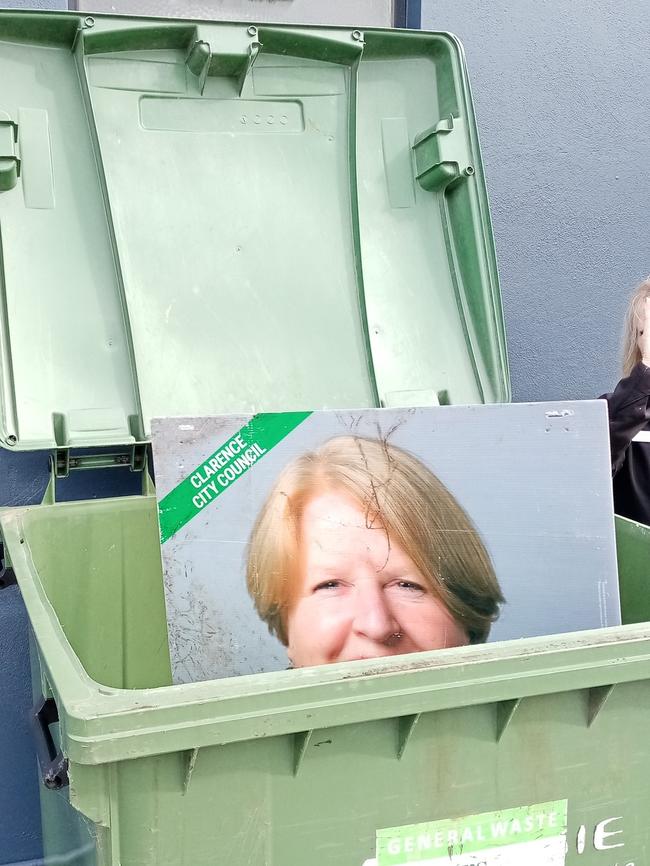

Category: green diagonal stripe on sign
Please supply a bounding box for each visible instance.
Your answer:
[158,411,312,544]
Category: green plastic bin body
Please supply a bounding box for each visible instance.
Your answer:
[2,499,650,866]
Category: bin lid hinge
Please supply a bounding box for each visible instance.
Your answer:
[51,444,148,479]
[44,445,152,503]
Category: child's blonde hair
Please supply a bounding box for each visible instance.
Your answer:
[622,278,650,376]
[246,435,503,646]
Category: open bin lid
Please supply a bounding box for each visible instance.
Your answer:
[0,10,509,452]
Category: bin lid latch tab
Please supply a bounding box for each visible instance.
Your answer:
[0,111,19,192]
[413,114,474,192]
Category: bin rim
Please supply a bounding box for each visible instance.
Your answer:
[0,6,451,35]
[2,499,648,767]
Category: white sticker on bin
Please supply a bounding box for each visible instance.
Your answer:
[375,800,568,866]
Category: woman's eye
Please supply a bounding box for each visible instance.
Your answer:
[313,580,341,592]
[395,580,425,593]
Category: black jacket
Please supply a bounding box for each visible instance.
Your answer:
[602,362,650,525]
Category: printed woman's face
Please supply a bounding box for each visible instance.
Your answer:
[286,489,469,668]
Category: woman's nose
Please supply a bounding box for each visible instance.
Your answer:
[351,581,399,642]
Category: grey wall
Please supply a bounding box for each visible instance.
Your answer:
[422,0,650,402]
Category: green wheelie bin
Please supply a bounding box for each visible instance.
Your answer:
[1,10,646,866]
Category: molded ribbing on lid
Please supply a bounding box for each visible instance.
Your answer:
[73,26,145,443]
[346,37,380,408]
[0,225,18,447]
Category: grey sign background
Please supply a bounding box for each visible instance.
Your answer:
[153,400,620,684]
[421,0,650,404]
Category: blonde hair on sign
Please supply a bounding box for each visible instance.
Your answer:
[622,277,650,376]
[246,435,504,647]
